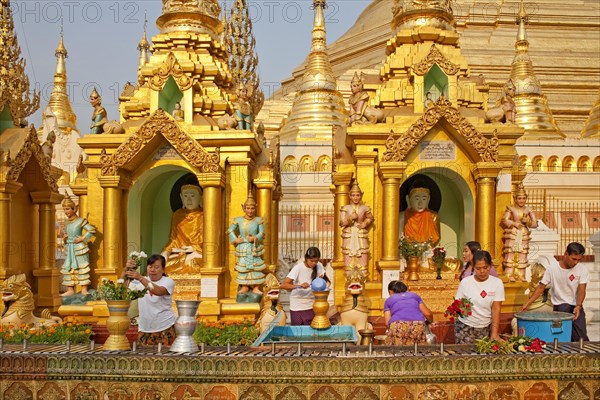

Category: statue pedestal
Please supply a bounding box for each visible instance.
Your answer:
[501,282,529,313]
[399,271,459,318]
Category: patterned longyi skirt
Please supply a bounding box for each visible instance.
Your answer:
[384,320,426,346]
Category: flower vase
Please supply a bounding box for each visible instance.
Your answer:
[407,256,419,281]
[311,290,331,329]
[170,300,200,353]
[104,300,132,351]
[436,262,443,279]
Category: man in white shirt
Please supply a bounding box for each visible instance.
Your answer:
[522,242,589,341]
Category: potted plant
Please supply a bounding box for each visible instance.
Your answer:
[94,279,147,351]
[432,247,446,279]
[398,236,431,280]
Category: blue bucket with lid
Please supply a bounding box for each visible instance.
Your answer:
[515,311,573,342]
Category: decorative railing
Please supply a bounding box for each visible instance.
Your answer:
[278,204,334,264]
[528,189,599,254]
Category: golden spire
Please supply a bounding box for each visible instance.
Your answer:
[225,0,264,115]
[510,0,563,138]
[391,0,455,32]
[581,90,600,138]
[157,0,222,37]
[279,0,346,140]
[0,0,40,126]
[47,24,76,133]
[138,11,150,69]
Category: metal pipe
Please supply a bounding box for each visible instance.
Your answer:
[342,342,347,356]
[200,343,205,354]
[579,338,584,351]
[271,342,276,355]
[553,338,558,351]
[296,343,302,356]
[227,342,231,355]
[132,341,137,352]
[0,337,3,351]
[413,342,418,356]
[66,340,71,352]
[90,340,95,351]
[368,341,373,355]
[157,342,162,353]
[22,339,27,351]
[440,342,444,354]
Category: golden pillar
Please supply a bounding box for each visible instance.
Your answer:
[99,176,130,279]
[330,169,354,307]
[199,172,226,299]
[71,185,88,223]
[271,188,282,266]
[31,191,63,309]
[377,162,407,262]
[0,182,22,279]
[254,173,275,268]
[473,163,502,257]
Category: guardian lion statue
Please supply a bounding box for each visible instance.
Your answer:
[1,274,61,327]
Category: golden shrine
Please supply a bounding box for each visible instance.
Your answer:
[1,0,599,397]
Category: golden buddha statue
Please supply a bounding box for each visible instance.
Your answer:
[161,184,204,274]
[399,185,440,245]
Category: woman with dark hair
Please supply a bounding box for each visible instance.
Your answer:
[280,247,329,325]
[460,241,498,280]
[383,280,433,345]
[122,254,177,346]
[454,250,505,344]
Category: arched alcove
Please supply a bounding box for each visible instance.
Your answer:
[593,156,600,172]
[158,76,183,115]
[316,155,332,172]
[282,156,298,172]
[299,155,314,172]
[562,156,575,172]
[547,156,561,172]
[398,169,474,258]
[424,64,449,101]
[577,156,591,172]
[128,165,197,255]
[532,156,545,172]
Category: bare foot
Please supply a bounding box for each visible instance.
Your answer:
[60,289,75,297]
[252,286,262,295]
[238,286,249,294]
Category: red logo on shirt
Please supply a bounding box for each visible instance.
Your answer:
[480,290,487,298]
[569,274,575,281]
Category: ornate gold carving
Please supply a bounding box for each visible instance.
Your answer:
[148,52,193,91]
[0,1,40,125]
[412,45,459,76]
[100,109,220,176]
[1,127,58,192]
[383,97,498,162]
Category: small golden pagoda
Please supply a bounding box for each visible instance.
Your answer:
[58,0,278,319]
[326,0,526,314]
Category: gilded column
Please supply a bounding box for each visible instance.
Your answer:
[99,176,128,280]
[377,162,407,262]
[271,189,282,266]
[254,172,275,268]
[473,163,502,256]
[71,187,88,222]
[199,172,226,299]
[330,168,354,307]
[31,191,63,309]
[0,182,22,280]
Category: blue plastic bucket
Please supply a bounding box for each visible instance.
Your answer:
[515,311,573,342]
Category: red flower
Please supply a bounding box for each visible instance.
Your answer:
[492,344,499,352]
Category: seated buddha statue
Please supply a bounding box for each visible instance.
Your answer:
[161,184,203,274]
[399,184,440,246]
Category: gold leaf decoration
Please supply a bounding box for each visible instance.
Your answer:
[3,127,58,192]
[412,44,460,76]
[100,109,220,176]
[383,97,498,162]
[148,53,193,91]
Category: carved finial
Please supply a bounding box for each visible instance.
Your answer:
[515,182,527,198]
[0,0,40,124]
[225,0,264,115]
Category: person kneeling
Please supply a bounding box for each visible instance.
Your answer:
[121,254,177,346]
[384,280,433,345]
